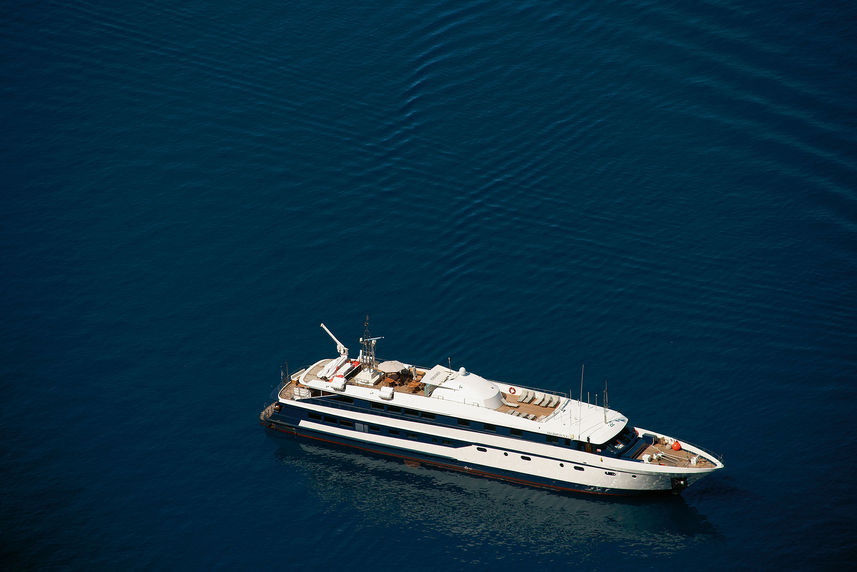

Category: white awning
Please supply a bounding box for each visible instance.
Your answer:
[377,360,407,373]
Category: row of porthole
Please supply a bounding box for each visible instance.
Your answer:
[476,447,631,477]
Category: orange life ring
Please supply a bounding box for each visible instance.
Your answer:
[509,387,516,395]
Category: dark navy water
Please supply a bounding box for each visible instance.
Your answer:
[3,1,856,569]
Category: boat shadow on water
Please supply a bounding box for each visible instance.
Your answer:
[270,435,721,558]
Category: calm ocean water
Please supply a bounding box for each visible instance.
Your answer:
[2,0,856,569]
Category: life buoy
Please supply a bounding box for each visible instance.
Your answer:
[509,387,516,395]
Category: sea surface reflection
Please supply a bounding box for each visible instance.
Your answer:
[272,437,717,560]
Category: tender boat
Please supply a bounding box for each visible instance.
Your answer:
[260,322,724,495]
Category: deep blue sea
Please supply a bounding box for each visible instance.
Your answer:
[2,1,856,569]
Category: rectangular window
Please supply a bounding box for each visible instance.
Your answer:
[477,447,487,452]
[339,419,353,428]
[404,408,419,416]
[510,428,523,437]
[356,423,367,432]
[521,456,531,461]
[574,466,584,471]
[442,439,452,445]
[387,405,402,413]
[388,429,400,435]
[406,432,418,440]
[336,396,354,404]
[546,435,558,443]
[324,416,336,423]
[308,412,322,420]
[605,471,616,476]
[457,419,470,426]
[369,425,381,432]
[371,402,384,410]
[483,423,496,431]
[421,412,435,420]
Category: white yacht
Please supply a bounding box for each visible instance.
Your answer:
[260,322,724,495]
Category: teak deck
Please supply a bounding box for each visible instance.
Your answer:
[634,442,714,468]
[282,359,563,421]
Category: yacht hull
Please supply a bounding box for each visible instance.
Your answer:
[261,404,715,495]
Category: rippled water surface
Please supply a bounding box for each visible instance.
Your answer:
[2,1,856,569]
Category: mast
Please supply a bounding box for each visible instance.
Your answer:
[359,315,383,368]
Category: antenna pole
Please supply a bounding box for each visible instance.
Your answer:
[577,364,584,437]
[603,378,607,422]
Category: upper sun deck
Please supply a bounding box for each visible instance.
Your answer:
[280,356,628,444]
